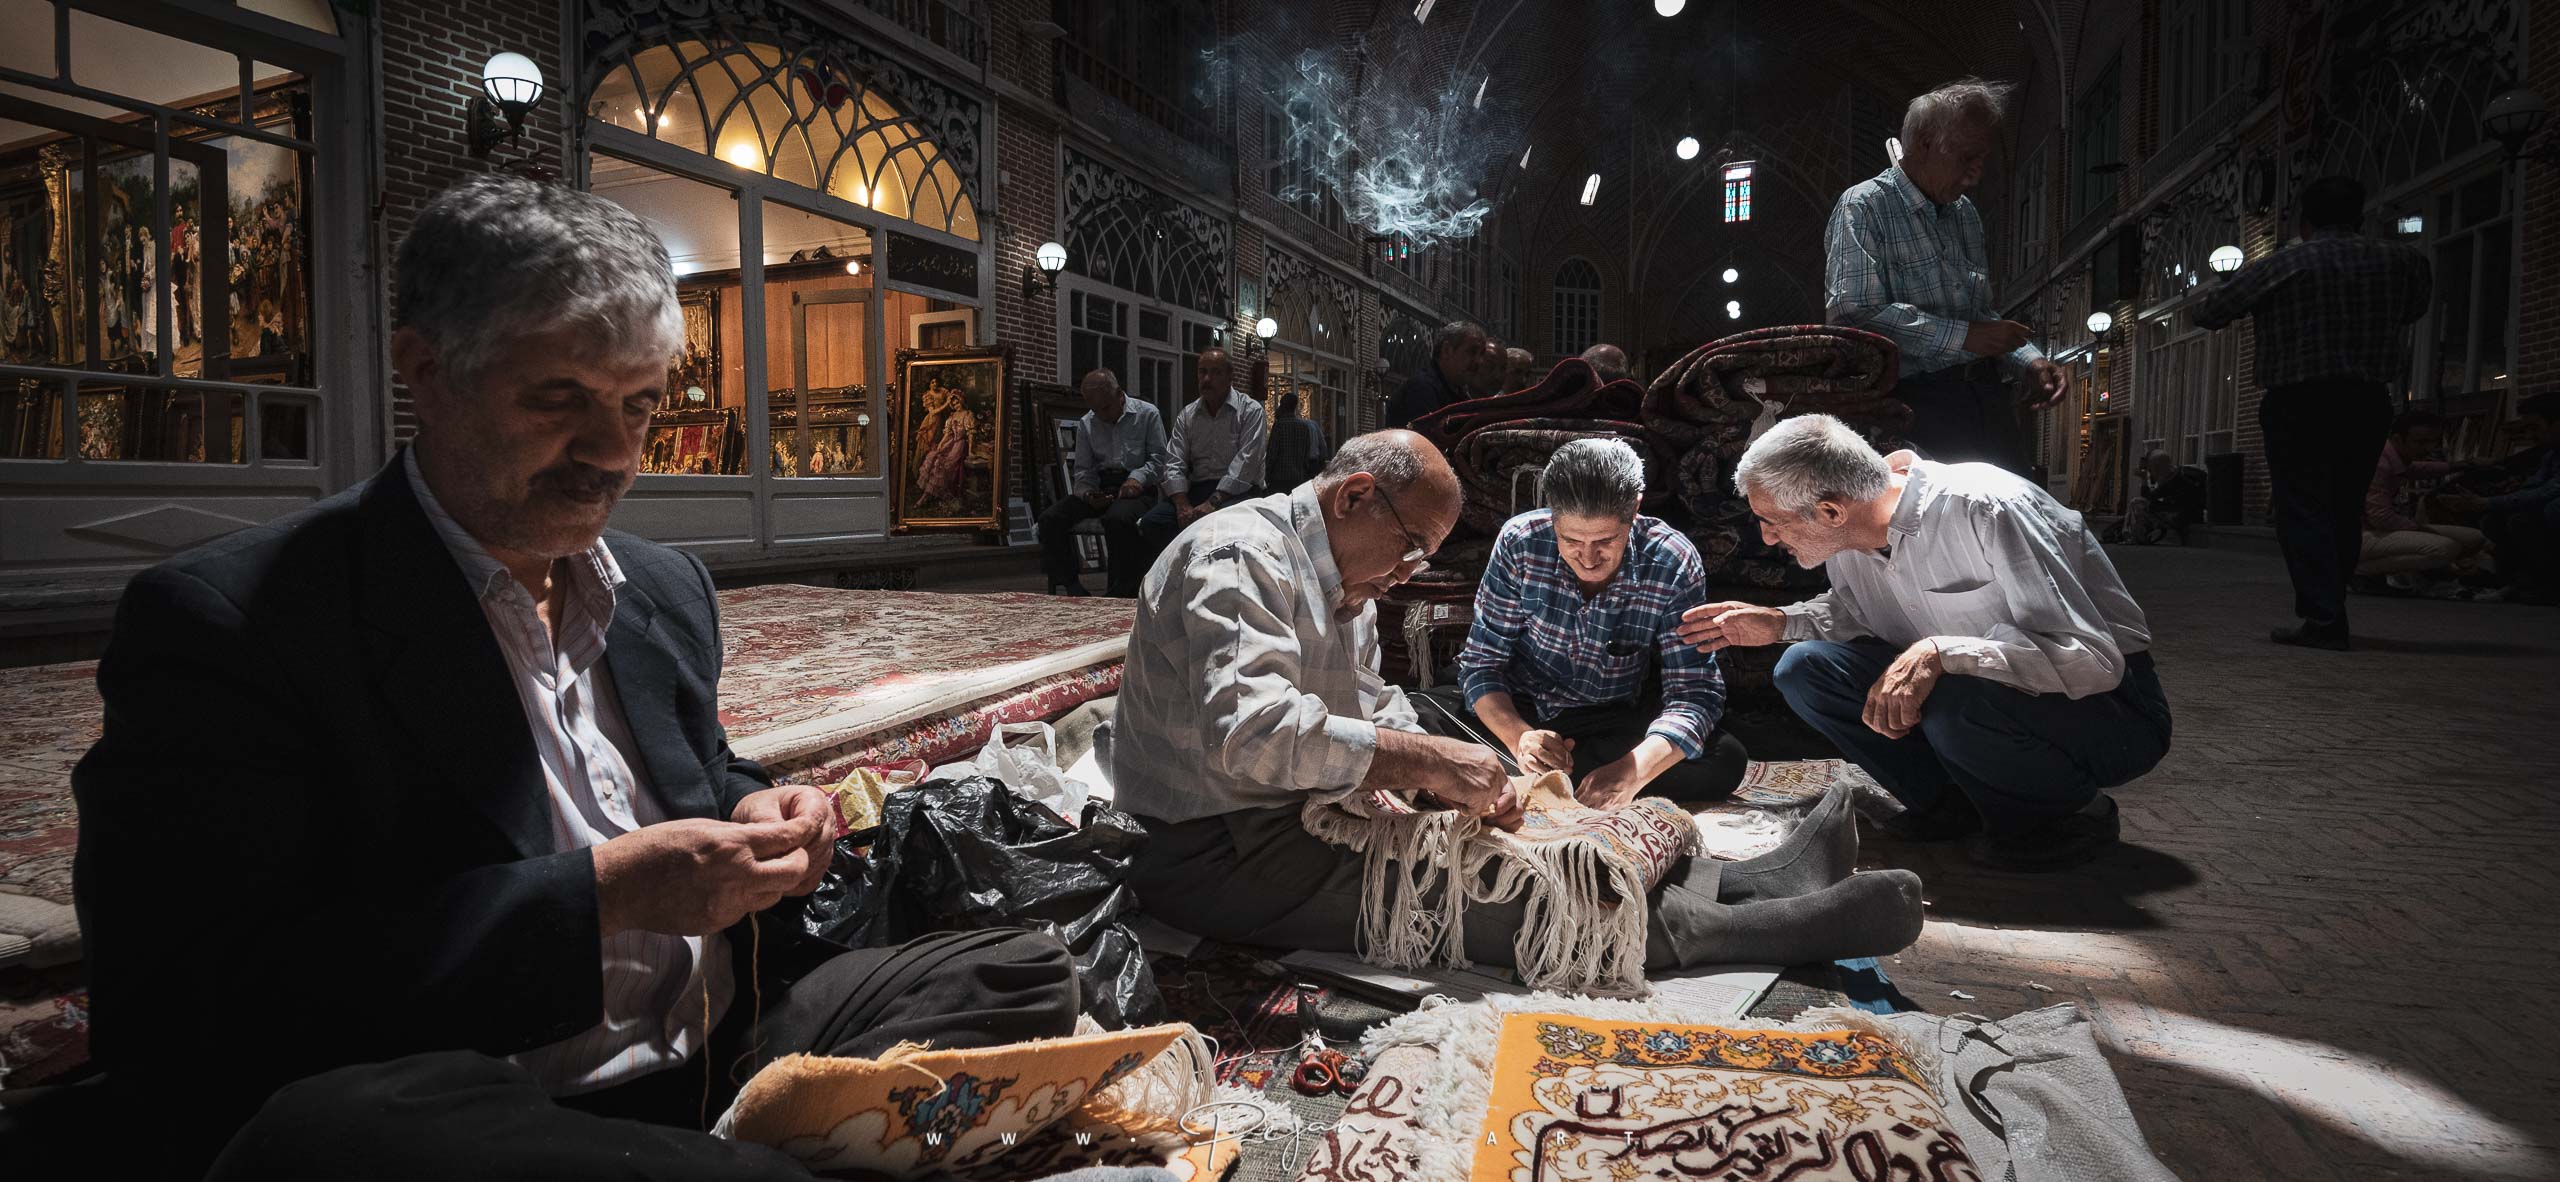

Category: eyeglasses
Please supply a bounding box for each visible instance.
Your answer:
[1372,484,1434,570]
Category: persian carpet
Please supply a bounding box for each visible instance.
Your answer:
[1300,773,1700,996]
[1303,994,1975,1182]
[713,586,1135,769]
[715,1021,1233,1182]
[0,659,99,912]
[1408,359,1647,454]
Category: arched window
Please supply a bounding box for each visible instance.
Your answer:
[1553,258,1601,356]
[588,38,979,240]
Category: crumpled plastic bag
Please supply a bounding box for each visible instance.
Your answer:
[925,722,1090,819]
[802,774,1166,1028]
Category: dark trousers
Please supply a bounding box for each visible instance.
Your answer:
[2258,381,2393,627]
[1772,639,2171,837]
[1896,366,2028,476]
[207,929,1080,1182]
[1137,486,1264,550]
[1038,488,1158,596]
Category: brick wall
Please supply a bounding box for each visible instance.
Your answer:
[377,0,573,442]
[2518,9,2560,395]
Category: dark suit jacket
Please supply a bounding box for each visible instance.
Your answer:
[1384,363,1468,429]
[71,455,794,1167]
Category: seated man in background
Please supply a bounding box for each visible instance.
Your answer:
[2357,410,2485,590]
[1385,320,1488,426]
[2133,451,2207,545]
[1040,367,1168,597]
[1579,343,1632,384]
[1458,439,1749,807]
[70,175,1076,1181]
[2444,391,2560,604]
[1682,415,2171,872]
[1501,346,1540,394]
[1114,431,1922,972]
[1137,345,1267,552]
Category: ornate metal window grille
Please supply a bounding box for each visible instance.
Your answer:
[2298,0,2521,201]
[1552,258,1601,356]
[582,0,983,241]
[1060,148,1229,316]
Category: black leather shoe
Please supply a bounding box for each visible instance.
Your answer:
[2270,621,2349,651]
[1965,795,2121,872]
[1874,790,1983,842]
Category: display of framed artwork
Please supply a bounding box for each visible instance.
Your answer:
[642,408,731,475]
[668,286,720,402]
[891,345,1008,531]
[769,384,873,477]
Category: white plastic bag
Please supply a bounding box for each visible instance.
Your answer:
[929,722,1091,819]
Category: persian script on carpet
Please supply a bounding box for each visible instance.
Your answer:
[1468,1013,1981,1182]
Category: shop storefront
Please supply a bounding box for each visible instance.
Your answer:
[576,0,991,557]
[1260,245,1360,449]
[0,0,371,589]
[1054,144,1228,417]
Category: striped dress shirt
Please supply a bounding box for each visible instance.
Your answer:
[1110,485,1421,824]
[404,453,729,1095]
[2188,231,2430,390]
[1780,455,2152,699]
[1456,511,1727,757]
[1824,164,2043,377]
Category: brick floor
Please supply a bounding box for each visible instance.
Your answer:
[1869,543,2560,1181]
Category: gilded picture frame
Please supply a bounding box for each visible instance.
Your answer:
[891,345,1008,532]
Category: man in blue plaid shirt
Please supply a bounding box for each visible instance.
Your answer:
[1456,439,1748,807]
[1825,78,2067,475]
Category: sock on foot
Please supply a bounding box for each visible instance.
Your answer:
[1673,869,1924,967]
[1717,780,1859,904]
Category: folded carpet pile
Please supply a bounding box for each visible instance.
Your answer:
[1449,419,1655,535]
[1408,358,1646,454]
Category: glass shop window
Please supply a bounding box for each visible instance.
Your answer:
[1,5,318,464]
[762,200,877,478]
[588,151,747,475]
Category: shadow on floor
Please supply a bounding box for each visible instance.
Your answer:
[1861,827,2199,930]
[2340,634,2550,657]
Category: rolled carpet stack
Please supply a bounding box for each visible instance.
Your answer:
[1409,357,1645,454]
[1449,418,1654,535]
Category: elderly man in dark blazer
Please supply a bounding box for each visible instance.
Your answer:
[68,175,1077,1181]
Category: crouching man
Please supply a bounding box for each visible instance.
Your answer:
[1681,415,2172,871]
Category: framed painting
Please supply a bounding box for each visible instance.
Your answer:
[668,286,720,403]
[891,345,1009,531]
[643,408,729,474]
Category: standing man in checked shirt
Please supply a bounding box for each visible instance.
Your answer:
[1456,439,1750,807]
[2192,175,2431,651]
[1825,78,2068,476]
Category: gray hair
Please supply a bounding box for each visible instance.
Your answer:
[1901,77,2015,154]
[1434,320,1487,356]
[1319,431,1429,495]
[1731,415,1891,515]
[396,174,681,387]
[1579,343,1629,382]
[1080,367,1122,391]
[1540,437,1646,521]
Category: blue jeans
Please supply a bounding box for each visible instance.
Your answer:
[1772,638,2171,836]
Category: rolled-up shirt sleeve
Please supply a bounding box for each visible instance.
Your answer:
[1927,500,2127,698]
[1128,411,1169,489]
[1219,404,1269,499]
[1648,556,1725,758]
[1355,610,1423,735]
[1186,540,1379,792]
[1781,587,1872,642]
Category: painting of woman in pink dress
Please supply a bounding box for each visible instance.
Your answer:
[893,348,1008,529]
[915,379,976,506]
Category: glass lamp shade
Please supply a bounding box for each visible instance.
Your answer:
[845,258,862,276]
[1721,267,1739,283]
[2086,311,2114,335]
[481,52,545,111]
[1676,136,1700,160]
[1654,0,1686,14]
[2483,88,2550,144]
[1035,241,1068,272]
[1254,317,1279,339]
[1725,301,1742,320]
[2209,245,2245,273]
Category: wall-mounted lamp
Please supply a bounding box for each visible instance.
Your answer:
[1021,240,1067,298]
[2086,310,2114,335]
[1676,136,1700,161]
[1255,317,1279,340]
[2485,88,2554,165]
[467,52,545,159]
[2208,245,2244,274]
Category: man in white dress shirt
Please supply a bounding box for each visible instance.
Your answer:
[1680,415,2172,871]
[1136,346,1268,555]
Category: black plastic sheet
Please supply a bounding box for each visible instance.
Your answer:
[803,775,1167,1028]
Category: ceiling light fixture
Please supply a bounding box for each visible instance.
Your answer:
[1413,0,1437,24]
[1519,145,1532,169]
[1580,173,1601,205]
[1655,0,1687,15]
[1676,136,1700,160]
[1474,77,1488,109]
[1725,300,1742,319]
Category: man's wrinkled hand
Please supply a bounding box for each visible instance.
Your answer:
[1430,739,1519,821]
[593,813,825,938]
[1861,640,1944,739]
[1677,602,1786,652]
[1515,729,1575,776]
[2025,358,2068,408]
[731,784,838,895]
[1575,757,1647,812]
[1117,479,1145,500]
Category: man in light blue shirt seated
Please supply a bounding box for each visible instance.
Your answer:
[1039,367,1168,597]
[1825,79,2068,476]
[1681,416,2171,872]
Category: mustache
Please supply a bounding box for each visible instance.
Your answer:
[532,462,629,500]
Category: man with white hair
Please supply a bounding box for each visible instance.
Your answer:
[1826,78,2067,475]
[1457,438,1748,806]
[1679,416,2172,871]
[73,175,1077,1179]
